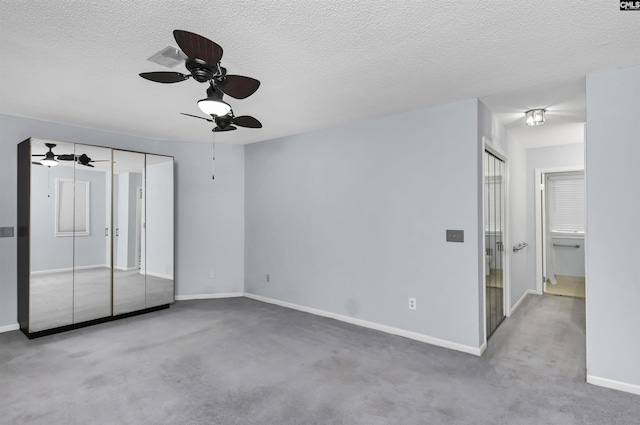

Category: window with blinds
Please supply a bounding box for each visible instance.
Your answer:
[546,171,585,234]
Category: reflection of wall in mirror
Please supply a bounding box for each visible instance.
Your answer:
[30,165,107,272]
[145,160,173,279]
[114,172,142,271]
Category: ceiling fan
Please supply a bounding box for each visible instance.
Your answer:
[140,30,262,180]
[32,143,108,168]
[140,30,260,101]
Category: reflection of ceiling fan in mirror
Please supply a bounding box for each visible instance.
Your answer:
[32,143,109,168]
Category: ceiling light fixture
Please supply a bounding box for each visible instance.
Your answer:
[197,85,231,117]
[40,151,58,167]
[198,98,231,117]
[525,109,546,126]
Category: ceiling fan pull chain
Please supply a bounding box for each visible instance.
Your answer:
[211,132,216,180]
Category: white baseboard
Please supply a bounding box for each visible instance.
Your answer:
[510,289,537,315]
[244,293,483,356]
[175,292,244,301]
[113,266,138,272]
[587,375,640,396]
[31,264,108,275]
[0,323,19,333]
[146,271,173,280]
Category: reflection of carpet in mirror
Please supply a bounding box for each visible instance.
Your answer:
[546,275,585,298]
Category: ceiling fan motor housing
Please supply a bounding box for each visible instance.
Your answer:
[185,58,215,83]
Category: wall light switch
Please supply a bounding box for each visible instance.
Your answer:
[0,227,14,238]
[446,229,464,243]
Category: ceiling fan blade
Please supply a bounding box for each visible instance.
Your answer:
[233,115,262,129]
[31,154,45,157]
[213,126,237,132]
[80,163,95,168]
[90,160,110,163]
[56,154,76,161]
[217,75,260,99]
[181,112,214,122]
[173,30,223,66]
[140,72,190,84]
[32,161,43,166]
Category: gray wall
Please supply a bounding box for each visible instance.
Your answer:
[551,236,585,277]
[478,101,529,312]
[245,99,484,349]
[30,164,107,271]
[0,114,245,327]
[526,143,584,290]
[585,65,640,388]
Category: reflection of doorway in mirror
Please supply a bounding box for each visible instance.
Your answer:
[135,186,142,270]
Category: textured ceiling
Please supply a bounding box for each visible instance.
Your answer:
[1,1,639,146]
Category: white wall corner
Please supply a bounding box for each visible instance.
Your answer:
[509,289,537,316]
[244,293,485,356]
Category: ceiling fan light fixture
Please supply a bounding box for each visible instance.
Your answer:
[198,98,231,117]
[40,152,58,167]
[525,109,546,126]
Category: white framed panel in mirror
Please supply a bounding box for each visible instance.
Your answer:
[55,178,90,236]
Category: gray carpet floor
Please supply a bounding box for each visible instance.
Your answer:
[1,294,638,424]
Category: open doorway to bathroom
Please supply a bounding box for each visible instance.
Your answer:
[535,167,585,298]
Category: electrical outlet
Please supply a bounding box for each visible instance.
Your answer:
[266,273,270,283]
[209,270,214,278]
[408,297,416,310]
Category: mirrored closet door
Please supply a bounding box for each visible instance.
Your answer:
[72,144,113,323]
[28,139,76,332]
[145,154,174,308]
[112,150,146,316]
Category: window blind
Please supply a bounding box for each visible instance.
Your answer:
[484,176,503,231]
[547,172,585,233]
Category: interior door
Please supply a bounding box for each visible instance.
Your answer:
[484,150,505,338]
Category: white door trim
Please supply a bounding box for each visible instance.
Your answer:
[482,137,510,347]
[534,166,584,294]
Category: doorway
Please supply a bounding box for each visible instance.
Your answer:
[535,167,585,297]
[484,148,506,338]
